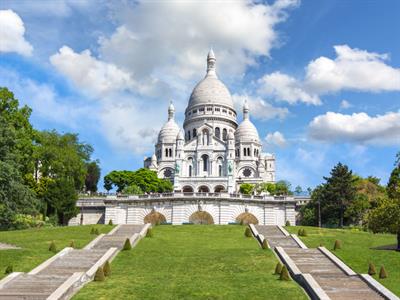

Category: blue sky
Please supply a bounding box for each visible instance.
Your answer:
[0,0,399,191]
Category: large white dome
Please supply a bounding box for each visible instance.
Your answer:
[187,49,234,110]
[188,76,234,109]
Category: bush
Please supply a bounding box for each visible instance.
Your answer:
[69,240,76,248]
[379,266,387,279]
[261,239,269,249]
[274,262,282,275]
[5,265,13,274]
[333,240,342,251]
[280,265,290,281]
[90,227,95,234]
[49,241,57,253]
[319,243,324,247]
[123,238,132,250]
[245,227,252,237]
[103,261,111,277]
[368,262,376,275]
[146,228,153,238]
[108,219,113,225]
[285,220,291,226]
[94,267,105,281]
[302,229,307,237]
[298,229,303,236]
[94,228,100,235]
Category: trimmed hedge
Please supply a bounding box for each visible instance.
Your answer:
[244,227,252,238]
[280,265,290,281]
[274,262,283,275]
[48,241,57,253]
[94,267,105,281]
[103,261,111,277]
[123,238,132,250]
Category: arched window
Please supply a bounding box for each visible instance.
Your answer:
[243,148,246,156]
[215,127,220,139]
[202,129,209,145]
[188,131,191,140]
[201,154,208,172]
[247,148,250,156]
[189,165,192,177]
[222,128,227,141]
[188,157,193,177]
[169,148,172,157]
[193,128,197,138]
[165,149,168,157]
[218,165,222,176]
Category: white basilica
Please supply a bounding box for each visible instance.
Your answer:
[144,50,276,194]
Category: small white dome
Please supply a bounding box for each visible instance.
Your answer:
[158,119,180,143]
[235,119,259,143]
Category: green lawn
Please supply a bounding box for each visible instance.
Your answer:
[73,225,307,300]
[286,226,400,296]
[0,224,113,279]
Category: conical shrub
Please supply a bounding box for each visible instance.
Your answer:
[146,228,153,238]
[302,229,307,237]
[285,220,291,226]
[274,262,283,275]
[261,239,269,249]
[368,262,376,275]
[379,266,387,279]
[5,265,13,274]
[108,219,113,225]
[280,265,290,281]
[94,266,105,281]
[333,240,341,250]
[298,229,304,236]
[94,228,100,235]
[49,241,57,253]
[69,240,76,248]
[319,243,324,247]
[103,261,111,277]
[123,238,132,250]
[90,227,96,234]
[245,227,252,237]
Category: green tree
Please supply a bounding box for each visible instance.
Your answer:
[323,163,356,227]
[122,184,143,195]
[368,154,400,251]
[104,168,173,193]
[239,183,254,195]
[85,160,101,193]
[294,185,303,195]
[275,180,292,195]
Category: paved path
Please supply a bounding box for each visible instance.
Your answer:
[256,225,384,300]
[0,225,145,300]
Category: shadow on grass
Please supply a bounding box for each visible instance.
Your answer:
[371,244,399,251]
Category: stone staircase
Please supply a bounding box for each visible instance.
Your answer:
[255,226,387,300]
[0,224,146,300]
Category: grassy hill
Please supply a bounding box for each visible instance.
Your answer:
[73,225,307,300]
[0,225,113,279]
[286,226,400,296]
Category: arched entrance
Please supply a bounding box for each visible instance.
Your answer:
[198,186,210,193]
[214,185,225,193]
[144,211,167,225]
[236,212,259,225]
[183,186,194,193]
[189,211,214,225]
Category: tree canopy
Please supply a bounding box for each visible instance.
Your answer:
[104,168,173,194]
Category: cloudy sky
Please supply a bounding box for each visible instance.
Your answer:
[0,0,399,190]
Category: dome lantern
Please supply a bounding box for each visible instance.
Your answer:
[206,48,216,77]
[168,101,175,121]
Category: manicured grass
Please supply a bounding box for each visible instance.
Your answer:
[0,224,113,278]
[74,226,307,300]
[286,226,400,296]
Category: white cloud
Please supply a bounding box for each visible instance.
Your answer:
[308,111,400,145]
[100,0,299,81]
[0,10,33,56]
[265,131,287,147]
[257,71,321,105]
[0,67,92,128]
[50,46,135,97]
[305,45,400,94]
[232,94,288,121]
[340,99,352,109]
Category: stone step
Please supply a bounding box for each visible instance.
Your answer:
[112,225,143,236]
[255,225,284,237]
[0,274,68,299]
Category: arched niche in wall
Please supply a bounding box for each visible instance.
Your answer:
[189,211,214,225]
[236,212,259,225]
